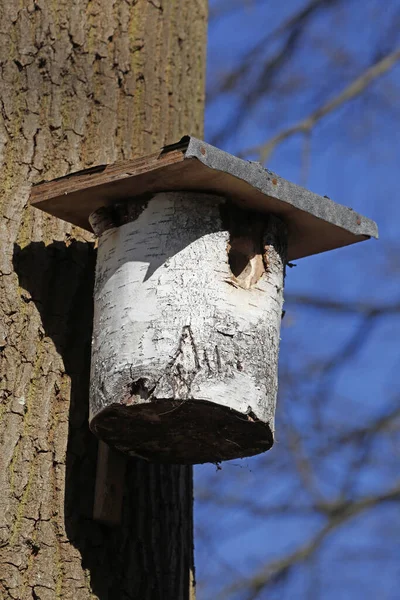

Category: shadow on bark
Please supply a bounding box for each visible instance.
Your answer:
[13,240,194,599]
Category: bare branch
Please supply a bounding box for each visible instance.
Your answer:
[283,419,326,504]
[286,294,400,318]
[218,485,400,600]
[210,0,342,99]
[319,404,400,453]
[209,0,344,144]
[244,47,400,161]
[196,490,314,517]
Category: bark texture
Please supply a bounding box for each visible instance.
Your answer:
[0,1,207,598]
[89,193,287,463]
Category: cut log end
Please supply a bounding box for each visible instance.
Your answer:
[90,400,274,464]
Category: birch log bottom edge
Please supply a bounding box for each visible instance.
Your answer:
[89,191,287,464]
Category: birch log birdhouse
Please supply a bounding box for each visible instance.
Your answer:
[30,136,378,464]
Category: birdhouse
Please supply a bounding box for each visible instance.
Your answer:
[30,136,378,465]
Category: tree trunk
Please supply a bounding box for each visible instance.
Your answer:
[0,1,207,599]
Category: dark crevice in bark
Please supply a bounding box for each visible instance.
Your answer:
[125,375,157,405]
[262,216,288,280]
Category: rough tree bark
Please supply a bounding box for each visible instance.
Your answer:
[0,1,207,599]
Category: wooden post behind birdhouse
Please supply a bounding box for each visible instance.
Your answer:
[88,191,287,463]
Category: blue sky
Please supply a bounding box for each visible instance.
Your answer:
[195,1,400,598]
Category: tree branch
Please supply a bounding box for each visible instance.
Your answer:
[209,0,343,144]
[218,485,400,600]
[286,294,400,318]
[243,47,400,161]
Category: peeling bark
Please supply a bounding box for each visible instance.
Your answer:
[0,1,207,598]
[89,193,287,464]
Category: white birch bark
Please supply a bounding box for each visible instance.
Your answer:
[89,192,287,463]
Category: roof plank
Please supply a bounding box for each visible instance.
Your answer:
[29,136,378,261]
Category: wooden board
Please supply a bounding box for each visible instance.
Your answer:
[93,441,127,526]
[29,136,378,261]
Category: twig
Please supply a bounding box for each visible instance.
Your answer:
[243,47,400,162]
[209,0,343,144]
[286,295,400,318]
[217,485,400,600]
